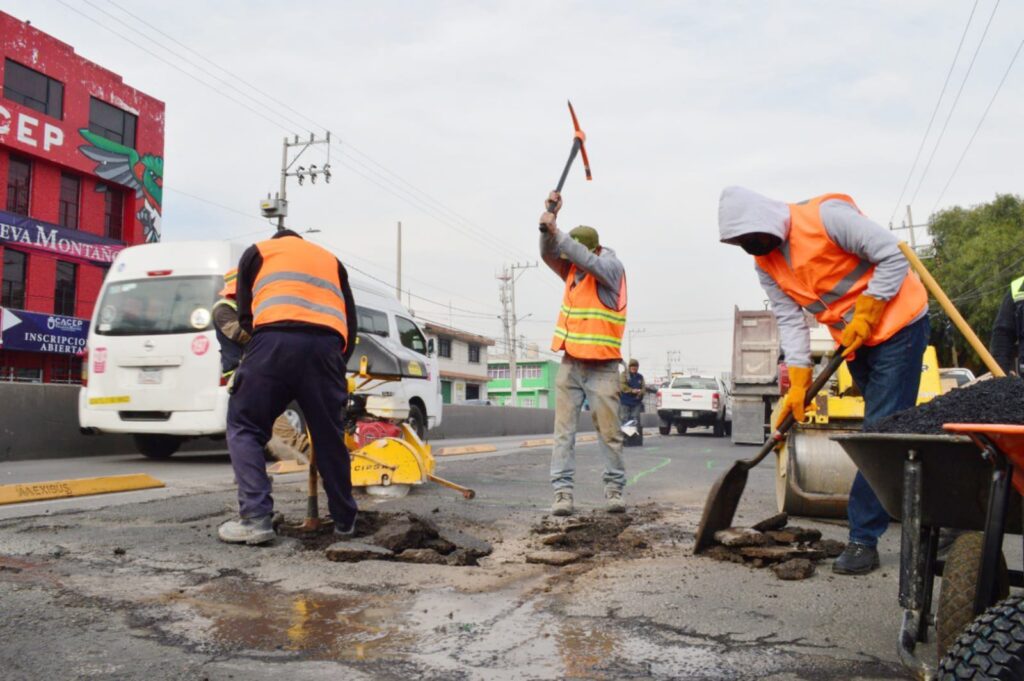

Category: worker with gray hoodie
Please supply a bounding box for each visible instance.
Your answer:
[718,187,929,575]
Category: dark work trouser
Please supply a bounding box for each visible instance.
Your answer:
[226,327,356,527]
[845,314,930,547]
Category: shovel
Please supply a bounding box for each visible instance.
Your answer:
[693,348,848,554]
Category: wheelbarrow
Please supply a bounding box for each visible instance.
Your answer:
[833,431,1024,680]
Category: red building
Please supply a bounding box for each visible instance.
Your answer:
[0,12,165,383]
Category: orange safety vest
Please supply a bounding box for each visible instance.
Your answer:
[551,264,627,361]
[252,236,349,342]
[755,193,927,347]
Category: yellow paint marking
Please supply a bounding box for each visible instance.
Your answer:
[520,438,554,448]
[578,434,598,443]
[437,444,498,457]
[88,395,130,405]
[267,460,309,475]
[0,474,164,505]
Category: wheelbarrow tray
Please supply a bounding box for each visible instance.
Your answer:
[832,433,1022,533]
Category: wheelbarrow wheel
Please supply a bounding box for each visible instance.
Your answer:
[938,594,1024,680]
[936,532,1009,658]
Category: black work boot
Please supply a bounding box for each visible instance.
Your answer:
[832,542,880,575]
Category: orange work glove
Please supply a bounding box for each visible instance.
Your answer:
[775,366,814,430]
[840,294,888,357]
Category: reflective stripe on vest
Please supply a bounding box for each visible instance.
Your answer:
[252,237,349,341]
[551,264,627,360]
[755,193,927,346]
[1012,276,1024,303]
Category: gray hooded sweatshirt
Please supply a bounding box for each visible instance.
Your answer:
[718,186,921,367]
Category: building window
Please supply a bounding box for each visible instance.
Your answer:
[103,185,125,240]
[514,365,542,379]
[54,261,77,316]
[2,249,27,309]
[58,173,79,229]
[468,343,480,363]
[521,397,535,408]
[487,365,509,379]
[465,384,480,400]
[3,59,63,119]
[5,155,31,215]
[438,337,452,358]
[89,97,137,148]
[396,316,427,354]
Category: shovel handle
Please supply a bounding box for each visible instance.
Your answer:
[427,473,476,500]
[898,242,1005,377]
[743,347,848,469]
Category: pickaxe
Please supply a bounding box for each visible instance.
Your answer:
[539,100,591,232]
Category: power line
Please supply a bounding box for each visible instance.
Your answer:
[907,0,1001,210]
[930,35,1024,213]
[888,0,979,225]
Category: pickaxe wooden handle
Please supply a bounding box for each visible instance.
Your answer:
[540,100,591,232]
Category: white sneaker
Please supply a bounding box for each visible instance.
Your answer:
[217,515,275,545]
[605,489,626,514]
[552,490,574,516]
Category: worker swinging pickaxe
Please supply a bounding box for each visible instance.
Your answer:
[539,100,591,233]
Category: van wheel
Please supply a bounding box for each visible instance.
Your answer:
[407,404,427,440]
[134,434,182,459]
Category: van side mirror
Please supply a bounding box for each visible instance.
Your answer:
[427,338,436,357]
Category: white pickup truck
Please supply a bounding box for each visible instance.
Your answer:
[656,374,731,437]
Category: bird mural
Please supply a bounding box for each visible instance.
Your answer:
[78,128,163,243]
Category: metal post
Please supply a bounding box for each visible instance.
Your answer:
[906,205,916,252]
[396,221,402,300]
[976,437,1013,615]
[278,136,288,231]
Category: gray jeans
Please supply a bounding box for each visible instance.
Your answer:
[619,402,643,428]
[551,357,626,492]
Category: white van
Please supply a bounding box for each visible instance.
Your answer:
[78,241,245,457]
[347,277,443,437]
[79,240,442,457]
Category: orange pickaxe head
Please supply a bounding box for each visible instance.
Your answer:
[567,100,592,182]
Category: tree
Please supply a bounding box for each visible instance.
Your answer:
[928,194,1024,373]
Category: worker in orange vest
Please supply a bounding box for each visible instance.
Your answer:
[719,187,929,575]
[540,190,628,516]
[217,229,357,546]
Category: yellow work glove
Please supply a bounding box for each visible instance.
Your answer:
[775,366,814,430]
[840,294,888,357]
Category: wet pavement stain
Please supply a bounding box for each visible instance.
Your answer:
[163,577,411,661]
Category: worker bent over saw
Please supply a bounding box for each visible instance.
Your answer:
[719,187,929,575]
[540,190,628,516]
[218,229,358,546]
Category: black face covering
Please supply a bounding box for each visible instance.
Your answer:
[736,233,782,256]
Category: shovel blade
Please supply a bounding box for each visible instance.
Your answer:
[693,462,750,554]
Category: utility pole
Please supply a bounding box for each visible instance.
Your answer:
[906,205,916,252]
[665,350,681,380]
[260,132,332,231]
[497,262,537,407]
[396,221,402,301]
[626,327,645,363]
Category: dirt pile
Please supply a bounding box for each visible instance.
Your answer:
[281,510,492,566]
[701,512,842,580]
[527,506,664,567]
[871,377,1024,434]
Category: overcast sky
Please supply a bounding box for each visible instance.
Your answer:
[9,1,1024,375]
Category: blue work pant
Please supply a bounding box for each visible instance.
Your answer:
[551,357,627,492]
[845,314,930,547]
[226,328,356,527]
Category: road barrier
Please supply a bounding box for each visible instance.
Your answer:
[0,383,659,461]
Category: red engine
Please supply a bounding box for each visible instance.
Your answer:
[354,420,403,447]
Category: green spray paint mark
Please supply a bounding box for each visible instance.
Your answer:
[629,457,671,485]
[706,460,715,469]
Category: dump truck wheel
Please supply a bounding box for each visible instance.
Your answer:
[134,434,182,459]
[937,532,1010,658]
[938,594,1024,680]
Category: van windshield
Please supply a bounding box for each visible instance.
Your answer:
[95,276,221,336]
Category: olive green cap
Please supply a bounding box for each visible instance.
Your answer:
[628,358,639,368]
[569,225,599,252]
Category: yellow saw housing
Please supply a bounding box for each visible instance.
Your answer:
[346,423,436,488]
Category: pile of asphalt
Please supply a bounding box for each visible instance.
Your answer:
[870,377,1024,434]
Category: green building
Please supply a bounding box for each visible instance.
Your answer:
[487,358,560,408]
